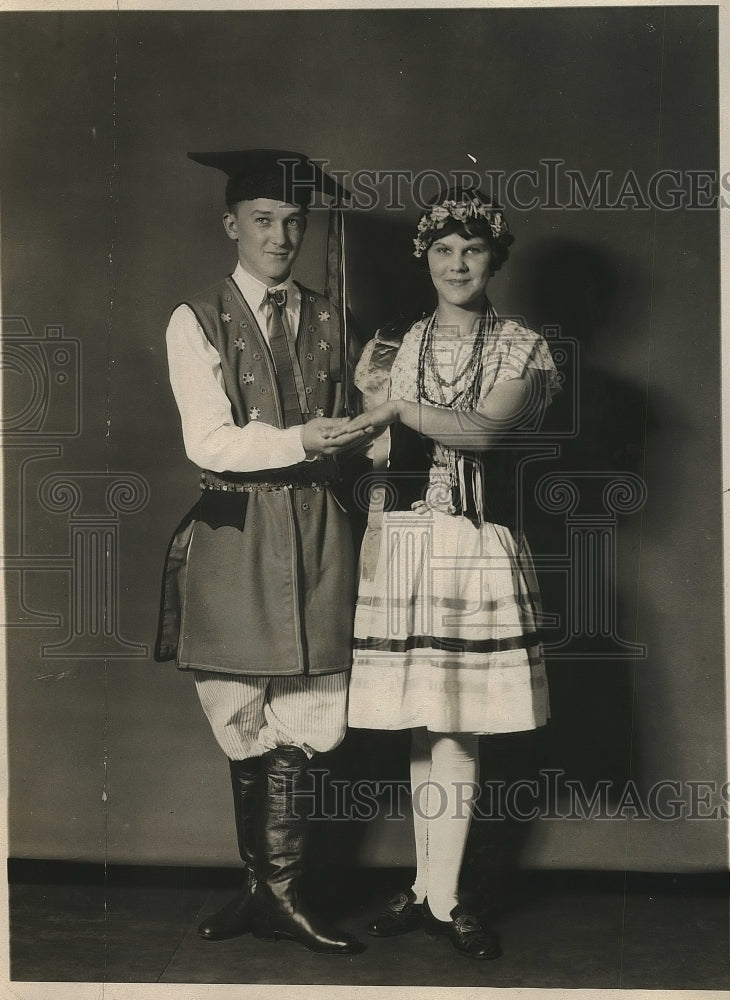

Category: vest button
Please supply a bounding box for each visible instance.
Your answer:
[306,353,314,361]
[260,387,267,394]
[253,352,261,360]
[301,502,310,511]
[305,387,313,395]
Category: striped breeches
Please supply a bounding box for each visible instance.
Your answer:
[193,670,350,760]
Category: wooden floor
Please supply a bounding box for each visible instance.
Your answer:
[8,863,730,988]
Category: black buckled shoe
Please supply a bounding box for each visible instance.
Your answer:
[367,889,423,937]
[423,899,501,960]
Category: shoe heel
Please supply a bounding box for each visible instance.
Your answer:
[252,914,278,941]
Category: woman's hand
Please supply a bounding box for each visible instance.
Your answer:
[327,400,401,439]
[301,417,371,457]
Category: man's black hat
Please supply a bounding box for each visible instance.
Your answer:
[187,148,349,208]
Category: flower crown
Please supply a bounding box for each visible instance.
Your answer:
[412,195,510,258]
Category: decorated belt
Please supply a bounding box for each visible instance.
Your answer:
[200,475,330,494]
[200,482,330,493]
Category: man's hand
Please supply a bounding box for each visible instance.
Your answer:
[301,417,372,457]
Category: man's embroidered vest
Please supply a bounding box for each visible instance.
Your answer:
[183,275,342,486]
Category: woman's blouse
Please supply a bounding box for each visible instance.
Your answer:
[355,312,561,523]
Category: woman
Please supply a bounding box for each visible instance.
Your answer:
[329,187,560,959]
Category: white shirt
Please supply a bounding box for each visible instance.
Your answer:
[166,262,308,473]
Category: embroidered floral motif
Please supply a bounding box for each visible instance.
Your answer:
[316,370,328,382]
[249,406,261,420]
[314,406,325,417]
[221,312,232,323]
[234,338,246,351]
[318,310,330,322]
[318,339,331,351]
[241,372,254,384]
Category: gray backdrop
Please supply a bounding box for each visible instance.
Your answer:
[1,7,724,874]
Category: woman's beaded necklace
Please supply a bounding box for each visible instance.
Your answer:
[416,304,496,410]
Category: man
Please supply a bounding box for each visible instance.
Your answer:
[156,149,366,955]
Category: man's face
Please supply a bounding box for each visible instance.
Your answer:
[223,198,307,285]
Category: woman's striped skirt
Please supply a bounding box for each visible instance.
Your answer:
[348,509,550,734]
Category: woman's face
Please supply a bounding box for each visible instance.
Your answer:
[427,231,492,311]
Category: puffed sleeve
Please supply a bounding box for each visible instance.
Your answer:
[479,320,561,410]
[353,337,377,395]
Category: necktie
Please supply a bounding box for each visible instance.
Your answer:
[266,288,307,426]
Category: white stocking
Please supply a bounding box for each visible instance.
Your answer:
[409,727,431,903]
[411,730,480,921]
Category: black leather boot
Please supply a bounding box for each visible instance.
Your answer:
[198,756,261,940]
[251,745,365,955]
